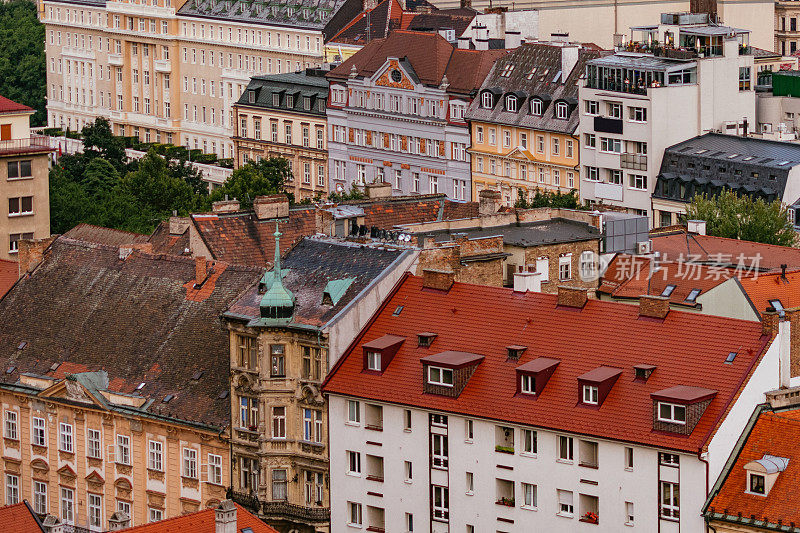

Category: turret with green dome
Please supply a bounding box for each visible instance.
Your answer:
[259,223,295,320]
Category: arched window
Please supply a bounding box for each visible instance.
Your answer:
[530,99,543,116]
[505,95,517,112]
[556,101,569,119]
[481,91,494,109]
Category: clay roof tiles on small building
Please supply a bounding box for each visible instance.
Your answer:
[737,269,800,316]
[0,501,45,533]
[63,223,150,247]
[0,259,17,299]
[0,237,262,428]
[118,502,278,533]
[0,95,33,115]
[323,274,772,453]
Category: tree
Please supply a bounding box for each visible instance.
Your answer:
[81,158,119,198]
[0,0,46,125]
[685,190,797,247]
[515,188,582,209]
[81,118,128,171]
[120,150,198,218]
[210,158,291,208]
[49,166,90,234]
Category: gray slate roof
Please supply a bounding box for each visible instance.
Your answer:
[415,218,601,247]
[465,43,604,134]
[178,0,347,30]
[236,68,329,116]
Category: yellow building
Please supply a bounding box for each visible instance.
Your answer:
[233,69,329,201]
[0,95,51,261]
[0,235,263,529]
[465,42,602,205]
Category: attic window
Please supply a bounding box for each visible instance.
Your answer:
[136,382,146,390]
[5,366,15,374]
[481,91,494,109]
[500,63,515,77]
[421,351,484,397]
[555,101,568,119]
[526,67,537,80]
[633,364,656,381]
[769,299,784,312]
[657,402,686,424]
[192,371,204,380]
[725,351,737,364]
[505,94,517,112]
[303,96,311,110]
[749,473,765,495]
[520,374,535,394]
[685,288,701,303]
[392,305,404,316]
[248,90,256,104]
[506,345,527,361]
[661,285,676,297]
[286,95,294,108]
[651,385,717,434]
[162,394,174,403]
[366,351,381,371]
[582,384,599,404]
[428,366,453,387]
[515,357,559,397]
[272,93,280,106]
[744,455,789,496]
[362,334,405,373]
[530,98,543,116]
[577,366,622,407]
[417,333,437,347]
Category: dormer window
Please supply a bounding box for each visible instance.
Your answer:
[657,402,686,424]
[366,351,381,371]
[361,334,405,373]
[555,101,568,119]
[749,473,765,495]
[248,90,256,104]
[417,333,437,347]
[531,99,543,116]
[506,345,527,361]
[582,385,599,405]
[481,91,494,109]
[272,93,280,106]
[286,95,294,108]
[743,455,789,497]
[633,364,656,381]
[428,366,453,387]
[520,374,535,395]
[505,95,517,112]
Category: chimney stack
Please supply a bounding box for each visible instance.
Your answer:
[687,219,707,235]
[108,511,131,530]
[41,515,64,533]
[169,216,191,235]
[17,236,56,277]
[478,189,501,216]
[557,286,588,308]
[365,181,392,199]
[457,36,471,49]
[212,199,241,213]
[196,256,209,283]
[639,295,670,319]
[215,500,237,533]
[514,271,542,293]
[561,45,580,78]
[475,24,489,50]
[422,268,455,291]
[253,194,290,220]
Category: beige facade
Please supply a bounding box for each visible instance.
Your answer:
[776,1,800,56]
[42,0,331,159]
[0,373,230,529]
[0,105,51,261]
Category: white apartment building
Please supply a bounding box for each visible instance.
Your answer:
[42,0,347,159]
[578,13,756,225]
[323,272,786,533]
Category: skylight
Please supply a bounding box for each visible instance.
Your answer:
[162,394,174,403]
[685,288,701,302]
[136,382,146,390]
[661,285,676,297]
[500,63,515,77]
[725,351,737,364]
[743,156,754,161]
[695,149,708,154]
[526,67,538,80]
[727,153,739,159]
[393,305,404,316]
[769,299,784,312]
[778,161,792,166]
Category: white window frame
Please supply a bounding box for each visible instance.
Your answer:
[657,402,687,425]
[148,440,163,471]
[557,489,574,517]
[366,351,381,371]
[660,481,680,519]
[427,366,454,387]
[347,400,360,425]
[182,447,198,479]
[208,453,223,485]
[432,485,449,521]
[116,434,131,465]
[348,501,362,526]
[33,481,47,514]
[87,428,101,459]
[5,474,19,505]
[59,422,73,453]
[347,450,361,475]
[60,486,74,524]
[32,416,46,447]
[481,91,493,109]
[558,435,574,462]
[88,493,103,528]
[522,482,537,509]
[520,374,535,395]
[3,410,17,440]
[582,384,599,405]
[523,429,537,455]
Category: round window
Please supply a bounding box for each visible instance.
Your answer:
[390,69,402,82]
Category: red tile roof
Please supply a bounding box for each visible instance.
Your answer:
[0,95,33,115]
[118,503,277,533]
[651,231,800,271]
[598,254,743,306]
[706,406,800,529]
[328,30,507,95]
[323,274,772,453]
[0,259,17,299]
[738,269,800,317]
[0,501,44,533]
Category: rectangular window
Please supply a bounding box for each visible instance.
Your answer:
[59,423,73,452]
[148,440,163,471]
[270,345,285,377]
[559,256,572,281]
[237,335,257,369]
[60,487,74,523]
[584,133,596,149]
[607,102,622,118]
[272,469,287,501]
[347,400,360,424]
[522,482,537,508]
[182,448,197,478]
[660,482,680,519]
[366,351,381,371]
[404,409,412,431]
[558,435,574,462]
[749,472,766,494]
[88,493,102,527]
[558,489,574,516]
[8,196,33,215]
[33,481,47,514]
[466,471,474,493]
[658,402,687,424]
[521,374,535,394]
[625,447,634,469]
[3,411,17,440]
[5,474,18,505]
[149,508,163,522]
[427,366,453,386]
[208,454,223,485]
[432,434,449,468]
[7,160,32,179]
[32,417,46,446]
[272,406,286,438]
[582,385,599,404]
[626,501,635,525]
[739,67,752,91]
[523,429,537,455]
[465,419,474,441]
[348,502,362,526]
[600,137,622,153]
[404,461,412,482]
[585,100,599,115]
[347,451,361,474]
[432,486,449,521]
[629,106,647,122]
[117,434,130,465]
[629,174,647,190]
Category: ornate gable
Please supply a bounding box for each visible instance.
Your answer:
[39,378,104,408]
[374,58,416,90]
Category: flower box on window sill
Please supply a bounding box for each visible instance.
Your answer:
[580,512,599,524]
[496,498,515,507]
[495,445,515,454]
[365,475,384,482]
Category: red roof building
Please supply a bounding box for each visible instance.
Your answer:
[0,258,17,298]
[0,501,45,533]
[0,95,33,115]
[117,500,278,533]
[323,272,783,532]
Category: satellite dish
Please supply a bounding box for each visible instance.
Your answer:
[404,234,411,242]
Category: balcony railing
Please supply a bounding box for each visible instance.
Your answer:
[0,135,53,155]
[621,153,647,171]
[261,501,331,523]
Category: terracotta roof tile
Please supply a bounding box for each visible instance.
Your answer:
[0,237,262,427]
[738,269,800,316]
[323,274,771,453]
[0,259,17,299]
[707,407,800,528]
[0,95,33,114]
[119,503,277,533]
[148,221,191,256]
[0,501,44,533]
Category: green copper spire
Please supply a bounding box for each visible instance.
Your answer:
[259,222,295,320]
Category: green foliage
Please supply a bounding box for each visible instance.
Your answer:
[515,188,583,209]
[0,0,46,125]
[210,158,291,209]
[686,190,797,247]
[327,186,365,202]
[81,118,128,172]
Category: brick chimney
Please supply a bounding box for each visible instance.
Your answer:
[41,515,64,533]
[365,181,392,199]
[253,194,290,220]
[478,189,501,216]
[639,295,670,319]
[196,256,209,283]
[212,199,241,213]
[422,268,455,291]
[557,286,588,308]
[215,500,237,533]
[17,236,56,277]
[763,307,780,336]
[787,308,800,378]
[108,511,130,530]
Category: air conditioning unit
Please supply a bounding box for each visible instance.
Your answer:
[636,240,652,254]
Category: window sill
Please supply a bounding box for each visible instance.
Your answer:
[345,422,361,428]
[346,523,363,529]
[521,505,538,512]
[556,459,574,465]
[464,439,473,444]
[660,516,680,523]
[520,452,537,459]
[364,425,383,432]
[403,428,411,433]
[579,518,599,525]
[625,522,634,527]
[7,177,33,181]
[365,475,384,482]
[579,463,599,469]
[346,472,361,478]
[465,490,473,496]
[624,467,634,472]
[557,512,574,519]
[404,479,412,484]
[8,213,34,218]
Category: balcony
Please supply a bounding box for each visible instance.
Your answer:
[594,182,623,202]
[261,501,330,523]
[0,135,53,156]
[154,59,171,73]
[108,54,123,67]
[621,153,647,171]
